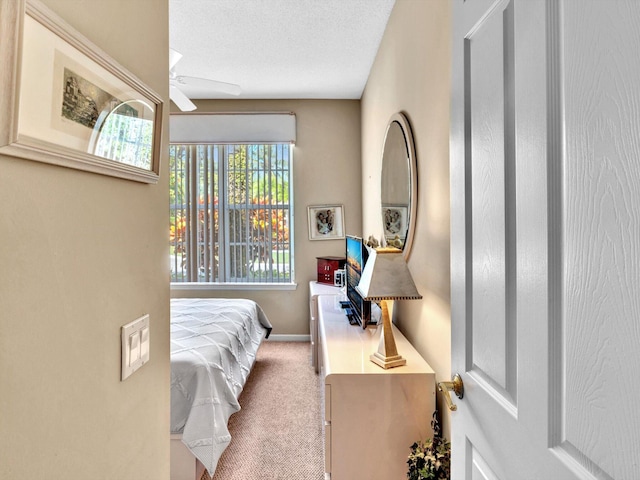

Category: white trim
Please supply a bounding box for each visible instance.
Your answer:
[171,282,298,292]
[170,112,296,144]
[266,334,310,342]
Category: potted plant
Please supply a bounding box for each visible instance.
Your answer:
[407,411,451,480]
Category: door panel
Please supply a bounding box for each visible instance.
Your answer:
[469,442,502,480]
[451,0,640,479]
[551,1,640,478]
[467,0,517,405]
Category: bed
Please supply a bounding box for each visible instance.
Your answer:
[170,298,272,479]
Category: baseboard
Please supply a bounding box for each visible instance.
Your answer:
[267,334,310,342]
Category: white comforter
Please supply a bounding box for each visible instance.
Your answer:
[170,298,272,476]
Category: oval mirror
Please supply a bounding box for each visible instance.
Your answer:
[380,112,417,258]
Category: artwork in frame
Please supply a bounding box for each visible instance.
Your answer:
[308,205,345,241]
[0,0,162,183]
[382,204,408,245]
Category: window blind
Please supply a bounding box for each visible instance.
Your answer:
[170,113,297,144]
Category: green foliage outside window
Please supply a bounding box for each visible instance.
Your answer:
[169,143,292,283]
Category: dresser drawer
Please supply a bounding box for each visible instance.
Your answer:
[324,383,332,475]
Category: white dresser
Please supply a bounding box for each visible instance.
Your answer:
[309,281,343,373]
[317,295,436,480]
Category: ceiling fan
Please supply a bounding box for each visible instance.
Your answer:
[169,48,241,111]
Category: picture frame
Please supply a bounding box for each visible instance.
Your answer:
[0,0,163,183]
[381,204,408,243]
[308,205,345,241]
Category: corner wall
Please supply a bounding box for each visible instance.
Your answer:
[171,99,362,336]
[0,1,170,478]
[361,0,452,436]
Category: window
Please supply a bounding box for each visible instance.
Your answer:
[94,101,154,170]
[169,143,293,285]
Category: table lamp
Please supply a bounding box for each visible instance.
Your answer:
[356,247,422,369]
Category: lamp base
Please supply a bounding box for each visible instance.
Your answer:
[370,352,406,369]
[369,299,407,369]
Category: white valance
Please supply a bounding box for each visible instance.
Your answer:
[170,112,296,144]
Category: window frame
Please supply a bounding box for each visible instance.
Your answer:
[169,142,296,290]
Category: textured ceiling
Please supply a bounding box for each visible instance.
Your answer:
[169,0,396,100]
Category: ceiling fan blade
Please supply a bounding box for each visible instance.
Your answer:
[169,85,197,112]
[175,75,241,96]
[169,48,183,71]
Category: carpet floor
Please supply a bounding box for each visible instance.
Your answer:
[210,341,324,480]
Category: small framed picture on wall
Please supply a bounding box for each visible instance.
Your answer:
[308,205,345,240]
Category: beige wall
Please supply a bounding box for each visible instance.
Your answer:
[0,1,170,478]
[0,0,447,474]
[171,99,362,335]
[361,0,452,436]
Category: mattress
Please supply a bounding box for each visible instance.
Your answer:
[170,298,272,476]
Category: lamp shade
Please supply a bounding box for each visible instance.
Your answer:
[355,247,422,301]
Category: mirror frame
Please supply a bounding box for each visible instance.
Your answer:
[381,112,417,259]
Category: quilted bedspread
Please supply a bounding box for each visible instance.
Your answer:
[170,298,272,476]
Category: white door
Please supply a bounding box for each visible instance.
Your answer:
[450,0,640,479]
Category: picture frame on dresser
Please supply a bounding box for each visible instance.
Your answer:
[307,204,345,240]
[0,0,163,184]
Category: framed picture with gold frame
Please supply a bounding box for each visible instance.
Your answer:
[0,0,163,183]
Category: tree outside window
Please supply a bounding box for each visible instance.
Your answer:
[170,143,292,284]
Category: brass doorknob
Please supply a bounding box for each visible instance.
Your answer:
[437,374,464,411]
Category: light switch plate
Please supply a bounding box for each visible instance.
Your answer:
[140,326,150,361]
[121,314,150,381]
[129,331,140,365]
